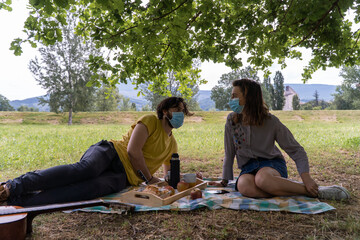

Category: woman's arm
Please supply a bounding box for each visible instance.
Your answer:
[127,122,160,184]
[209,119,235,187]
[274,118,310,175]
[274,117,318,195]
[222,120,236,182]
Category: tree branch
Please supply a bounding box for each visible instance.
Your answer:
[108,24,138,39]
[292,0,340,47]
[153,0,189,21]
[107,1,188,40]
[94,24,112,36]
[158,43,171,64]
[352,30,360,49]
[186,11,202,30]
[278,0,294,27]
[335,2,344,18]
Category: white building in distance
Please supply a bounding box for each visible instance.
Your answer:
[283,86,298,111]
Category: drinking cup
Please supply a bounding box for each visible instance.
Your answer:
[183,173,197,187]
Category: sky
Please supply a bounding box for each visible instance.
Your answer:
[0,1,345,101]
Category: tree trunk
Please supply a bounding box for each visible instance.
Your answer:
[68,108,73,125]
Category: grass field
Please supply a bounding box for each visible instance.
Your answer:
[0,110,359,239]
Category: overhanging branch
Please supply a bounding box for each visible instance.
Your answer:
[153,0,189,21]
[292,0,341,47]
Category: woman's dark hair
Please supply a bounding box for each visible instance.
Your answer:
[232,79,269,126]
[156,97,192,119]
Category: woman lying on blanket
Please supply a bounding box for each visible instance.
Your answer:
[0,97,192,206]
[209,79,350,201]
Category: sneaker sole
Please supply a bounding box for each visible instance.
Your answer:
[331,185,350,200]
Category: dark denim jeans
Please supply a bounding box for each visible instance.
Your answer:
[7,140,128,206]
[235,157,288,191]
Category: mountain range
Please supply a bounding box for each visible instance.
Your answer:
[9,83,338,111]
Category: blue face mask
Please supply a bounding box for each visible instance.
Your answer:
[229,98,244,113]
[168,112,184,129]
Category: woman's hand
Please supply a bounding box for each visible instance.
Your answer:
[208,179,228,187]
[208,181,223,187]
[148,176,161,185]
[301,173,318,197]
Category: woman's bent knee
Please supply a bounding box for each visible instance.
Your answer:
[255,171,278,193]
[237,178,257,197]
[254,174,268,190]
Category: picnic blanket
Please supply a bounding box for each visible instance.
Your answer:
[74,179,335,215]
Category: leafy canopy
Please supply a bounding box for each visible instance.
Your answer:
[8,0,360,94]
[0,0,12,11]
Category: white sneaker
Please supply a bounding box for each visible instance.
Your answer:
[318,185,350,200]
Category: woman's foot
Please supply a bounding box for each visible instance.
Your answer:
[0,183,10,203]
[318,185,350,200]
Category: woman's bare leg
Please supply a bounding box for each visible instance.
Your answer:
[254,167,311,196]
[237,173,272,198]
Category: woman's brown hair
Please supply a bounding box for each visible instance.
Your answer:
[232,79,269,126]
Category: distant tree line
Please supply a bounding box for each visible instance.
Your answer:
[296,89,331,110]
[0,94,40,112]
[210,66,286,111]
[210,64,360,111]
[2,64,360,114]
[293,65,360,111]
[332,66,360,110]
[17,106,39,112]
[2,63,360,113]
[0,95,14,111]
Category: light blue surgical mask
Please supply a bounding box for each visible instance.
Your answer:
[229,98,244,113]
[168,112,184,129]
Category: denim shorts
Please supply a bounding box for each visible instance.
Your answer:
[235,157,288,191]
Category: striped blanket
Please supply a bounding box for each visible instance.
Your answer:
[77,179,335,215]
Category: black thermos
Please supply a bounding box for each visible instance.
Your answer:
[170,153,180,189]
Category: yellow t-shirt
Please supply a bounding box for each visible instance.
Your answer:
[111,114,178,186]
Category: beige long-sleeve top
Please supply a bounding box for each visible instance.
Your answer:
[222,112,309,181]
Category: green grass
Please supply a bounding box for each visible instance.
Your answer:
[0,110,359,239]
[2,110,359,178]
[0,124,129,177]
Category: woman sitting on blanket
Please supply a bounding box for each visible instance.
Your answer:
[0,97,192,206]
[209,79,350,201]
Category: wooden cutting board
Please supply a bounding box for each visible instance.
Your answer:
[118,179,207,207]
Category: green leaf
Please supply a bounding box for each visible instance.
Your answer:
[9,38,23,56]
[44,1,55,15]
[29,41,38,48]
[29,0,45,9]
[54,0,69,8]
[46,30,55,39]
